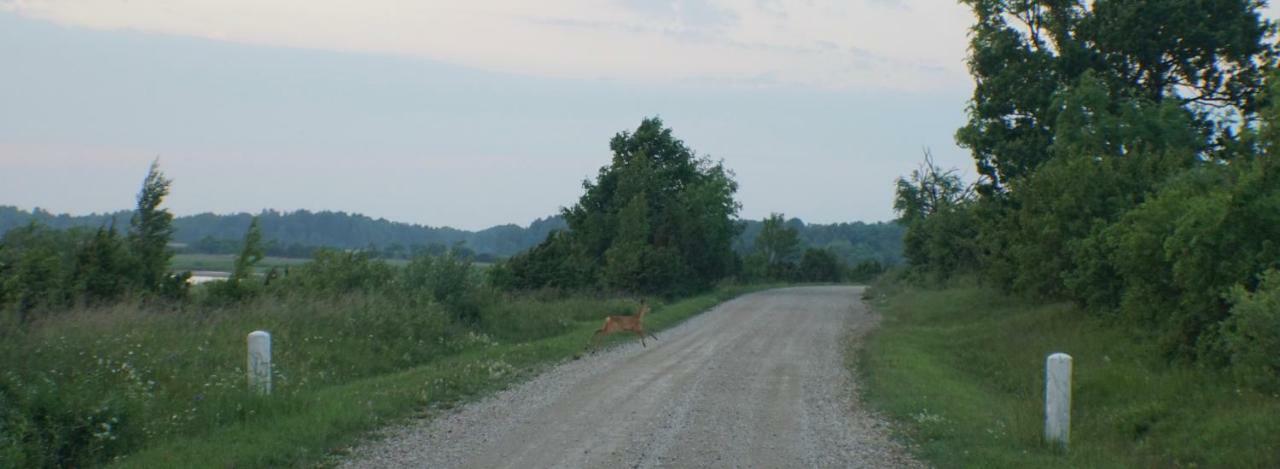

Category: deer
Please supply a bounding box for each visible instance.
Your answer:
[589,299,658,353]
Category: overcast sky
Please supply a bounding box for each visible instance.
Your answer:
[2,0,982,229]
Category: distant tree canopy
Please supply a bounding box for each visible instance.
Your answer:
[735,218,905,267]
[502,117,741,295]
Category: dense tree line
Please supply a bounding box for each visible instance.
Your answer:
[736,213,887,283]
[0,164,491,320]
[899,0,1280,388]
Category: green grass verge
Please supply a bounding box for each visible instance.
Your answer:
[857,279,1280,468]
[112,284,773,468]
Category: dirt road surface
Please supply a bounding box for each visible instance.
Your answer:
[341,286,921,468]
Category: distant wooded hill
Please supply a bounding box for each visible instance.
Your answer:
[0,206,902,264]
[735,217,904,266]
[0,206,567,259]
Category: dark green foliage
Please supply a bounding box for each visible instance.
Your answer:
[69,225,130,306]
[1222,269,1280,391]
[847,260,885,283]
[1096,157,1280,358]
[510,117,741,295]
[2,221,149,318]
[798,248,842,283]
[0,224,79,321]
[735,218,905,267]
[497,231,597,290]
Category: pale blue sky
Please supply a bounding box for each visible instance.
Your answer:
[1,1,980,230]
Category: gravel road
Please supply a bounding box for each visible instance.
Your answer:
[341,286,921,468]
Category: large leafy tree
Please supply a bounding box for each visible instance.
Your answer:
[957,0,1275,193]
[510,117,741,294]
[947,0,1274,297]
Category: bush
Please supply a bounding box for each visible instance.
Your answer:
[402,250,484,324]
[847,259,885,283]
[798,248,842,282]
[1099,158,1280,358]
[1223,269,1280,391]
[502,231,597,291]
[270,249,394,295]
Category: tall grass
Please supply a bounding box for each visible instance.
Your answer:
[0,278,769,468]
[857,276,1280,468]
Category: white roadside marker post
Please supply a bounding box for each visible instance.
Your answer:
[248,330,272,395]
[1045,352,1072,449]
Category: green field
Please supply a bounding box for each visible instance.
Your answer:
[857,277,1280,468]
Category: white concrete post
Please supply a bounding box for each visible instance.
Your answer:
[1045,352,1072,449]
[248,330,272,395]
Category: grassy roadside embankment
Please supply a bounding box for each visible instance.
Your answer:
[102,284,768,466]
[856,277,1280,468]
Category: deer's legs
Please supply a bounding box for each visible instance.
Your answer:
[635,330,647,347]
[590,330,607,353]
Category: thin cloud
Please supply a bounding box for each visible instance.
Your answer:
[1,0,973,91]
[615,0,740,30]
